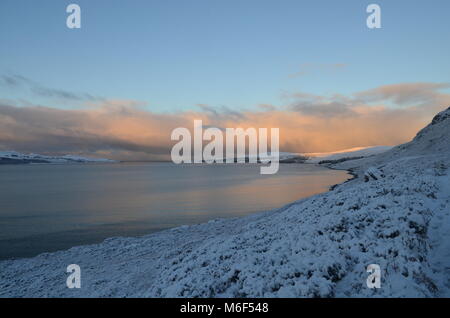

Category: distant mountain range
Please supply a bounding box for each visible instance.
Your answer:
[0,151,116,164]
[0,148,394,165]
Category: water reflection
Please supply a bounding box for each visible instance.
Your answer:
[0,162,349,259]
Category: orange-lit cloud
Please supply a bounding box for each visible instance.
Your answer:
[1,82,449,160]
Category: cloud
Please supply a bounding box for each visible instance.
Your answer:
[1,82,449,160]
[290,101,357,117]
[0,102,194,161]
[196,104,247,121]
[285,92,360,118]
[257,104,277,111]
[284,90,362,117]
[356,82,450,106]
[0,74,102,101]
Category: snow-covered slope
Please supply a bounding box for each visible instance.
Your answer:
[0,107,449,297]
[305,146,393,164]
[0,151,116,164]
[333,106,450,172]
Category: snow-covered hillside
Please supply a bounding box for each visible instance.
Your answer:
[0,151,116,164]
[305,146,393,164]
[334,106,450,173]
[0,107,449,297]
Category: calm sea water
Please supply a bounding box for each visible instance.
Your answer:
[0,163,349,260]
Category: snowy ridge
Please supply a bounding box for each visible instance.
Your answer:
[305,146,393,164]
[0,151,116,164]
[0,107,450,297]
[333,106,450,172]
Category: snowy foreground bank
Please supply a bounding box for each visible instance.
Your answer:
[1,108,450,297]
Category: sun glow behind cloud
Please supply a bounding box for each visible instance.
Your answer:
[1,81,449,161]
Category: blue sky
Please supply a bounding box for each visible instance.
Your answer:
[1,0,450,112]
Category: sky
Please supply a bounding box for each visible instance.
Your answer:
[1,0,450,159]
